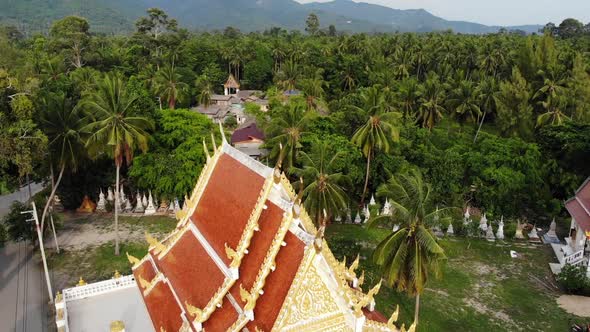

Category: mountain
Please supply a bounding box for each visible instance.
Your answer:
[303,0,541,34]
[0,0,542,34]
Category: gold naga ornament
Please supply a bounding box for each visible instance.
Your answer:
[353,280,382,314]
[239,284,257,311]
[185,301,205,323]
[145,231,167,254]
[387,305,399,328]
[225,243,241,269]
[126,252,140,265]
[76,277,87,287]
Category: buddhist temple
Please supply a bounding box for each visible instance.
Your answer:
[56,134,402,332]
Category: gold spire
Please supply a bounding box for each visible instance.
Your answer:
[239,284,256,311]
[113,270,121,279]
[387,305,399,327]
[225,243,241,268]
[145,231,166,253]
[185,301,205,323]
[126,252,140,265]
[77,277,86,287]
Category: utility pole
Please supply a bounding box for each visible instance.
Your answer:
[22,202,54,303]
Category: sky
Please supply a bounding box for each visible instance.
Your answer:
[296,0,590,26]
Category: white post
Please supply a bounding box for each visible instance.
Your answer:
[25,202,54,303]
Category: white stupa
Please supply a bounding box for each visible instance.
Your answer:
[354,212,361,224]
[346,208,352,223]
[134,191,145,213]
[382,199,391,216]
[96,189,107,212]
[528,224,540,242]
[369,194,376,206]
[515,220,525,239]
[446,222,454,236]
[173,198,181,213]
[144,191,156,215]
[363,205,370,222]
[463,207,472,225]
[392,224,400,232]
[142,193,148,207]
[496,216,505,240]
[124,197,133,213]
[547,218,557,238]
[485,222,495,241]
[479,213,488,232]
[107,187,114,201]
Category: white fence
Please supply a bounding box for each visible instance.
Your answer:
[62,275,137,302]
[565,250,585,266]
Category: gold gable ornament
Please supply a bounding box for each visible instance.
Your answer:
[145,231,166,254]
[126,252,140,266]
[387,305,400,327]
[185,301,205,323]
[76,277,86,287]
[239,284,257,311]
[138,276,150,289]
[225,243,241,269]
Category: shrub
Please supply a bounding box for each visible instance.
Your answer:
[0,222,7,247]
[557,264,589,294]
[504,222,516,239]
[3,201,36,242]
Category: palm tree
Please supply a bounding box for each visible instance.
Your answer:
[80,73,153,255]
[418,73,446,131]
[396,78,422,119]
[290,141,348,225]
[38,92,85,234]
[265,102,314,171]
[299,78,327,113]
[448,80,482,126]
[536,95,571,127]
[153,60,188,110]
[368,169,447,326]
[196,76,214,107]
[351,86,402,204]
[474,77,499,143]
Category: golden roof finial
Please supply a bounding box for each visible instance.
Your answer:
[203,139,211,161]
[113,270,121,279]
[313,211,327,252]
[77,277,86,287]
[367,279,382,301]
[160,327,166,332]
[210,133,217,152]
[239,284,257,311]
[358,270,365,287]
[291,177,304,217]
[407,322,416,332]
[126,252,140,266]
[387,305,399,327]
[185,301,205,323]
[145,231,166,253]
[348,254,360,276]
[225,243,241,268]
[218,121,227,144]
[273,143,285,184]
[110,320,125,332]
[400,323,406,332]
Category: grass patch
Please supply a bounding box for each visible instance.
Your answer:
[326,224,584,332]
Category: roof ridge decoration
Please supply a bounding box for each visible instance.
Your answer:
[229,207,294,331]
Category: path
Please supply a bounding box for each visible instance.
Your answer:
[0,182,48,332]
[557,295,590,317]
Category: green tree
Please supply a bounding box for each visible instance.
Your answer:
[351,86,402,204]
[368,168,447,326]
[291,140,348,225]
[265,100,314,171]
[418,73,446,130]
[38,92,85,232]
[80,73,153,255]
[448,80,481,126]
[568,53,590,123]
[305,13,320,36]
[154,60,188,110]
[49,16,90,68]
[496,68,534,138]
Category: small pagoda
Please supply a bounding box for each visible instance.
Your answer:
[127,128,404,331]
[224,74,240,96]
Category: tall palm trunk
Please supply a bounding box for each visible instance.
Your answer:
[361,151,372,205]
[169,96,176,110]
[114,162,121,256]
[473,111,487,143]
[40,163,65,232]
[414,293,420,325]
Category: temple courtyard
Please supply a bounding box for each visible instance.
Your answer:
[45,213,586,332]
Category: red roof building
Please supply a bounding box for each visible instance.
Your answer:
[123,135,405,331]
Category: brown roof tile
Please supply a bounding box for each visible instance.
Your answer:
[142,281,184,332]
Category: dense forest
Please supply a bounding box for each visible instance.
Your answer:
[1,9,590,226]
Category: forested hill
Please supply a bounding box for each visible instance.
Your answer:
[0,0,541,34]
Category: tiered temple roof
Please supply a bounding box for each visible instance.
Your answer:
[566,177,590,233]
[128,131,403,332]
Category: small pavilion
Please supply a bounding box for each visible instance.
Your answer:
[224,74,240,96]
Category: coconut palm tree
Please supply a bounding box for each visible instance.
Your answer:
[291,140,348,225]
[474,77,499,143]
[265,102,314,171]
[80,73,153,255]
[38,92,85,233]
[153,59,188,110]
[299,78,327,113]
[448,80,482,126]
[536,94,571,127]
[418,73,446,130]
[351,86,402,204]
[368,168,448,326]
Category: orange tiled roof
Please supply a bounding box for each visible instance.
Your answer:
[142,280,186,332]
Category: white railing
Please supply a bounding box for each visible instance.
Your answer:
[565,250,585,265]
[62,275,136,302]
